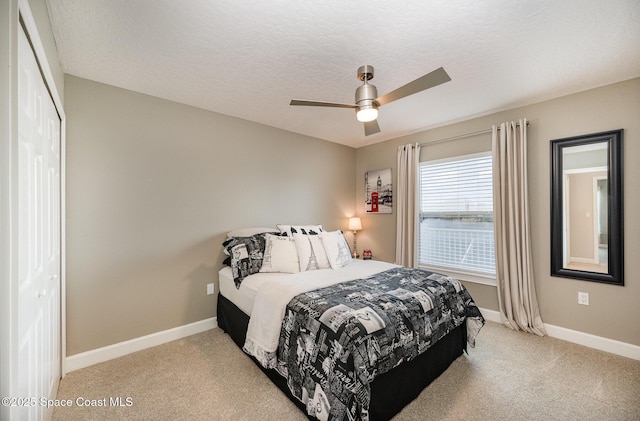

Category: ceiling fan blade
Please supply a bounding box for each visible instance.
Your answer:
[364,120,381,136]
[375,67,451,107]
[290,99,357,108]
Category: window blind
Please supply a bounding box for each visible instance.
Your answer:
[418,153,495,274]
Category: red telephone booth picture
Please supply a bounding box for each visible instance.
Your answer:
[371,192,379,212]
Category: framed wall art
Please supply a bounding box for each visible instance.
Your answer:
[365,168,392,213]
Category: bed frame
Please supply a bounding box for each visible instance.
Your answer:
[217,294,467,420]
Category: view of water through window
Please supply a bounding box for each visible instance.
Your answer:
[418,217,495,273]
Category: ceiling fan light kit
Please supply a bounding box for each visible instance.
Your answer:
[356,104,378,122]
[290,65,451,136]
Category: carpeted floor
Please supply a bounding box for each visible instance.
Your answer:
[53,322,640,420]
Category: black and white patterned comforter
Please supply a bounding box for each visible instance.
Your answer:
[274,267,484,421]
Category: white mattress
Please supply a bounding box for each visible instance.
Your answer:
[219,260,397,316]
[219,266,291,315]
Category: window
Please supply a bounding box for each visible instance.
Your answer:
[418,152,495,281]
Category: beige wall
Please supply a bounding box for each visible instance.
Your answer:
[356,78,640,346]
[64,75,356,355]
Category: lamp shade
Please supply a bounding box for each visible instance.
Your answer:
[348,217,362,231]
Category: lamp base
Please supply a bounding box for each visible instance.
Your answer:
[352,230,359,259]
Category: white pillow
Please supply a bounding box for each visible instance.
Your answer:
[293,233,330,271]
[320,230,353,269]
[260,234,300,273]
[276,224,324,237]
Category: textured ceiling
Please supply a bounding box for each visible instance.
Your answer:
[46,0,640,148]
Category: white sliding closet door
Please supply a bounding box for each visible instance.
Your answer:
[17,23,61,421]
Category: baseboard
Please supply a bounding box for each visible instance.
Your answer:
[64,308,639,375]
[478,307,502,324]
[542,324,640,361]
[64,317,218,374]
[478,307,640,361]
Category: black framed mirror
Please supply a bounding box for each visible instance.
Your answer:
[550,129,623,285]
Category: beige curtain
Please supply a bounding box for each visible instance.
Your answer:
[395,143,420,267]
[492,119,546,336]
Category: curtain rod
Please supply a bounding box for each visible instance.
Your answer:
[417,121,529,147]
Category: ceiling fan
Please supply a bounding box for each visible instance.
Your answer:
[290,65,451,136]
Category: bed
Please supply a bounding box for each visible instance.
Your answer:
[217,226,484,420]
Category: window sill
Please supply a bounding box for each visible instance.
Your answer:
[418,265,496,286]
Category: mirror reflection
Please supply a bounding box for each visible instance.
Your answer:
[562,142,608,273]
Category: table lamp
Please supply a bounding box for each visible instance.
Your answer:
[348,217,362,258]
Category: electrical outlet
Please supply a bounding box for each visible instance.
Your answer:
[578,292,589,305]
[207,283,215,295]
